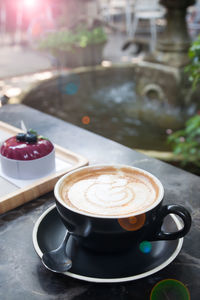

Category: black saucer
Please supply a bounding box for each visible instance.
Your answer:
[33,205,183,283]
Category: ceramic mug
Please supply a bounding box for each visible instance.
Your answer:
[54,164,192,253]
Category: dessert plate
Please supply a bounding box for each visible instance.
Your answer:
[0,121,88,214]
[33,205,183,283]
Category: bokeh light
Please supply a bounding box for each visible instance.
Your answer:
[118,213,146,231]
[150,279,190,300]
[58,74,80,95]
[82,116,90,125]
[65,82,79,95]
[139,241,152,253]
[5,87,21,97]
[166,128,173,135]
[101,60,112,67]
[33,72,53,81]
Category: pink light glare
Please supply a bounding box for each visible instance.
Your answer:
[24,0,36,7]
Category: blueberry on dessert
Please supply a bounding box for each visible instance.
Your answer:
[16,133,26,142]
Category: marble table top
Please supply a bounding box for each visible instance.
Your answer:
[0,104,199,300]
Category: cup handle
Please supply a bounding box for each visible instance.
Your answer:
[153,204,192,240]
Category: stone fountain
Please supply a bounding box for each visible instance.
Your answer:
[21,0,200,152]
[155,0,195,67]
[134,0,197,108]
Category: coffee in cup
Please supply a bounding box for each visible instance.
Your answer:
[55,164,191,253]
[60,166,161,217]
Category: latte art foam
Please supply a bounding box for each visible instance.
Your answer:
[61,167,159,217]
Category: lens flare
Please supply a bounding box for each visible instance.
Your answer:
[118,213,146,231]
[82,116,90,125]
[139,241,152,253]
[65,82,79,95]
[150,279,190,300]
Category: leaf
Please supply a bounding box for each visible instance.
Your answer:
[167,130,186,143]
[190,148,197,154]
[38,135,49,140]
[38,26,107,51]
[173,146,183,155]
[28,129,38,135]
[189,127,200,138]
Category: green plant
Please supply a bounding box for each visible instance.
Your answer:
[168,36,200,168]
[185,35,200,90]
[168,114,200,167]
[38,25,107,52]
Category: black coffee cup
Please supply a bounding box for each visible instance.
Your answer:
[54,165,191,253]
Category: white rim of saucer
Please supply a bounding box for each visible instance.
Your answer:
[54,164,165,219]
[32,204,184,283]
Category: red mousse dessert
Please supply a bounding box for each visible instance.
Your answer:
[0,130,55,179]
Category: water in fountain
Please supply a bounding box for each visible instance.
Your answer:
[22,67,197,151]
